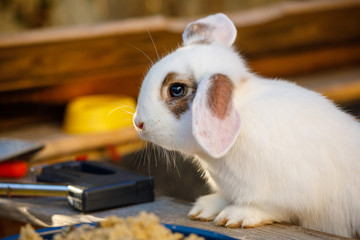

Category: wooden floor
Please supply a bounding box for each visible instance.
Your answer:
[0,196,351,239]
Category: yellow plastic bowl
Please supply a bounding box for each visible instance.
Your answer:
[63,95,136,134]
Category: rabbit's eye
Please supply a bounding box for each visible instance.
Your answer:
[169,84,186,98]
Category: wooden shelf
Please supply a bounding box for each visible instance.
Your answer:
[0,123,142,164]
[290,66,360,104]
[0,0,359,105]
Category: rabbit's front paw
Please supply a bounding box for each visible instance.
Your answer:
[214,205,275,228]
[189,193,229,221]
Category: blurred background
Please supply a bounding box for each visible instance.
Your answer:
[0,0,360,206]
[0,0,289,32]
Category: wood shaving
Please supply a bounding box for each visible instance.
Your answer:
[19,212,204,240]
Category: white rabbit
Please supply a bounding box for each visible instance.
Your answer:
[133,13,360,238]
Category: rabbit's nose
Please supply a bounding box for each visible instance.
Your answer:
[133,111,144,131]
[136,122,144,130]
[134,118,144,130]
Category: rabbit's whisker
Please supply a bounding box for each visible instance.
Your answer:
[147,28,159,60]
[125,42,154,65]
[113,103,136,110]
[107,106,135,116]
[171,151,181,178]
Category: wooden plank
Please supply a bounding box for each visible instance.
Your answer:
[0,123,140,162]
[0,0,359,51]
[32,127,139,162]
[0,71,144,104]
[0,15,168,48]
[0,196,349,239]
[231,0,360,56]
[248,43,360,78]
[0,33,164,90]
[291,66,360,104]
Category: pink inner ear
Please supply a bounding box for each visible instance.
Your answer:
[192,75,241,158]
[183,13,237,46]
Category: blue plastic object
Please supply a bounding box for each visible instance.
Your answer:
[164,224,239,240]
[1,223,239,240]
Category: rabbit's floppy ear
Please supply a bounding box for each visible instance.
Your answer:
[192,74,241,158]
[182,13,237,46]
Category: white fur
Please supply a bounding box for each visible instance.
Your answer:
[134,13,360,238]
[195,76,360,237]
[188,193,229,221]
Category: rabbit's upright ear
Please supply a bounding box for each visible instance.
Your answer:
[192,74,241,158]
[182,13,237,46]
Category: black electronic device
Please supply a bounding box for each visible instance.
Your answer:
[0,161,154,213]
[36,160,154,212]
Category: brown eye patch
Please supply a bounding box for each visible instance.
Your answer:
[160,72,197,119]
